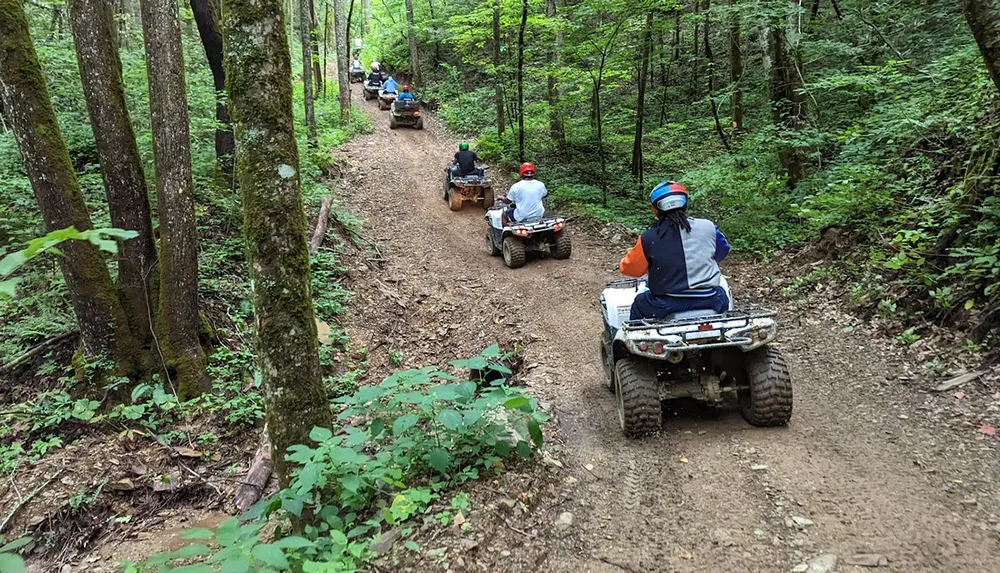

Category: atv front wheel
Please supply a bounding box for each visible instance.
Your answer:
[615,358,661,437]
[739,346,793,427]
[448,188,462,211]
[501,237,526,268]
[485,232,501,256]
[553,229,572,259]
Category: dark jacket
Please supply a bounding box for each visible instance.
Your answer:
[454,150,478,176]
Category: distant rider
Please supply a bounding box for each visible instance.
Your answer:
[396,85,415,102]
[351,58,363,71]
[454,142,482,177]
[382,75,399,93]
[366,68,382,86]
[500,162,547,226]
[619,181,731,321]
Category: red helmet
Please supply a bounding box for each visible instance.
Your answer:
[519,162,535,177]
[402,84,410,92]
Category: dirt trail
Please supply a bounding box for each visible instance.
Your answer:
[338,91,1000,572]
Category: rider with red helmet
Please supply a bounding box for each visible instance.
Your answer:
[501,162,547,226]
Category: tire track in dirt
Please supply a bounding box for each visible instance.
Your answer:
[338,90,1000,572]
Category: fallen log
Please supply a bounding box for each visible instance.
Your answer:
[309,197,334,254]
[0,331,78,374]
[233,432,273,513]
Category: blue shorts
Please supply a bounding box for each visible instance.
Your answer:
[629,287,730,321]
[505,205,517,222]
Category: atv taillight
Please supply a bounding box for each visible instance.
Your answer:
[698,324,712,331]
[757,329,770,340]
[413,110,421,116]
[638,342,648,352]
[513,228,529,237]
[652,342,664,354]
[554,221,565,231]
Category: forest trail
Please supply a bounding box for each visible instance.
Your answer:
[337,91,1000,573]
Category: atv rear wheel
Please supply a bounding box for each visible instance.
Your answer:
[415,117,424,130]
[501,237,526,268]
[739,346,793,427]
[481,188,494,208]
[389,115,398,129]
[485,232,501,256]
[615,358,661,437]
[553,229,572,259]
[447,188,462,211]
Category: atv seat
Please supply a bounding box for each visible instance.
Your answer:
[667,309,718,320]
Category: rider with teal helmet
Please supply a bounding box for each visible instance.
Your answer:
[619,180,731,320]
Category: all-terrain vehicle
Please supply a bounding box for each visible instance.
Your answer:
[363,79,381,101]
[350,65,365,83]
[600,278,792,437]
[484,204,571,268]
[443,164,494,211]
[377,88,397,110]
[389,99,423,129]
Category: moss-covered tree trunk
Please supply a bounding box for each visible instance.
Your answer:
[0,0,140,379]
[404,0,420,85]
[958,0,1000,92]
[190,0,235,173]
[766,0,807,186]
[221,0,335,488]
[69,0,159,349]
[333,0,350,124]
[729,0,743,134]
[140,0,211,399]
[300,0,317,146]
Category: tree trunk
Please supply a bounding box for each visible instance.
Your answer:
[345,0,354,63]
[299,0,317,146]
[958,0,1000,92]
[517,0,527,162]
[309,0,322,95]
[140,0,211,398]
[221,0,335,488]
[49,2,63,38]
[69,0,159,347]
[492,0,505,134]
[631,11,652,183]
[704,0,730,150]
[0,0,141,380]
[322,2,329,97]
[690,0,700,103]
[767,1,808,186]
[189,0,235,172]
[404,0,420,85]
[334,0,350,123]
[729,0,743,134]
[363,0,369,33]
[545,0,563,142]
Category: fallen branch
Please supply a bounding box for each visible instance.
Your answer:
[596,556,644,573]
[233,432,273,513]
[309,197,335,254]
[0,331,77,374]
[0,468,64,533]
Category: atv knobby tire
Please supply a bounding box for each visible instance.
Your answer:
[615,358,661,437]
[600,335,615,393]
[553,229,572,259]
[740,346,793,427]
[448,188,462,211]
[415,117,424,130]
[389,115,398,129]
[378,98,387,110]
[502,237,526,268]
[481,188,494,208]
[485,232,501,256]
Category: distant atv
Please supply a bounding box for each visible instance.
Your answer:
[600,278,792,437]
[350,66,365,83]
[443,164,494,211]
[377,88,397,110]
[389,99,423,129]
[362,80,380,101]
[484,204,571,268]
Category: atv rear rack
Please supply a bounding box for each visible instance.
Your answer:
[622,306,777,330]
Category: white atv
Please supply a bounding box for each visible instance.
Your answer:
[600,277,792,437]
[484,205,570,268]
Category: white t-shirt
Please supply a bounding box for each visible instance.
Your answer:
[507,179,547,221]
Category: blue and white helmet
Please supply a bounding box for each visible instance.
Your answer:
[649,180,688,212]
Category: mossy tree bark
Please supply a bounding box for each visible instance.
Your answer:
[729,0,743,135]
[334,0,350,124]
[404,0,420,85]
[766,0,807,186]
[300,0,317,146]
[221,0,335,488]
[0,0,141,380]
[140,0,211,399]
[69,0,159,349]
[190,0,235,173]
[958,0,1000,92]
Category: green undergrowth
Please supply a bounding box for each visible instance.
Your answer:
[123,347,547,573]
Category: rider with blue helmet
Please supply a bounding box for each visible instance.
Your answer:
[619,181,731,320]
